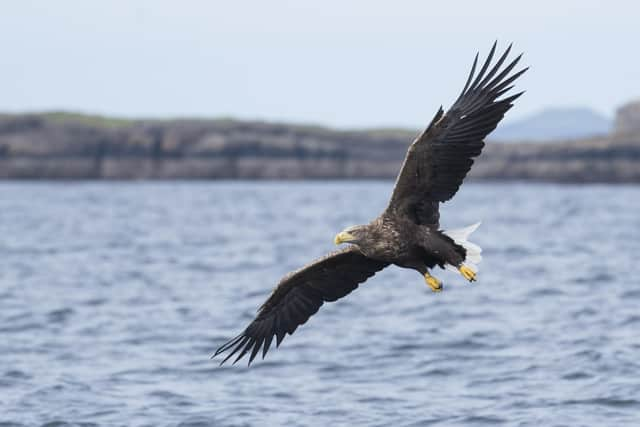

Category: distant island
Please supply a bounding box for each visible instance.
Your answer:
[490,107,611,142]
[1,100,639,182]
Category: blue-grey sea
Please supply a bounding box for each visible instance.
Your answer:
[1,181,639,426]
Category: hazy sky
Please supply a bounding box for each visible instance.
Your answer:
[1,0,638,128]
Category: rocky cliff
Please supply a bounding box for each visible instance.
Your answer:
[614,100,640,137]
[0,111,639,182]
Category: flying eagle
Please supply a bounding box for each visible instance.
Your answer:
[214,42,527,365]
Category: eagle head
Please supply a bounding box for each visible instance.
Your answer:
[334,224,370,246]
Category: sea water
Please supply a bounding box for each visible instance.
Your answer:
[1,181,639,426]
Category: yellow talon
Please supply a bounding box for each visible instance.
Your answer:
[424,273,443,292]
[459,265,476,282]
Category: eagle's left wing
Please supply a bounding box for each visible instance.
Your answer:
[386,42,528,226]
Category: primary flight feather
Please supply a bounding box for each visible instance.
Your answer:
[214,42,528,365]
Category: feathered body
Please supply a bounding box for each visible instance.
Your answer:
[345,216,467,273]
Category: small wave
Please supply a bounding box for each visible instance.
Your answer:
[619,315,640,326]
[176,417,219,427]
[571,307,598,319]
[460,415,507,424]
[355,396,404,404]
[417,367,458,377]
[47,308,75,324]
[467,375,522,387]
[573,349,603,361]
[620,289,640,299]
[562,397,640,408]
[442,338,499,350]
[390,343,424,352]
[0,322,43,333]
[526,287,566,297]
[82,298,107,306]
[148,390,188,400]
[561,371,593,380]
[39,422,74,427]
[4,369,30,379]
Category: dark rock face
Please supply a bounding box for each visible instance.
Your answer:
[0,113,639,182]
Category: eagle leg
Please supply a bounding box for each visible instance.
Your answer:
[459,265,477,282]
[424,272,443,292]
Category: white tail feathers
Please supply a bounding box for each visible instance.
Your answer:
[443,222,482,273]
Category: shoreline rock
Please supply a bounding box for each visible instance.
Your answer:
[0,111,638,182]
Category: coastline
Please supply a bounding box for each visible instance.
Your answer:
[1,112,639,182]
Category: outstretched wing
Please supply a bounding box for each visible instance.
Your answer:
[386,42,528,226]
[213,247,389,365]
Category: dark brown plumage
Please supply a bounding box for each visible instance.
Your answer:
[215,247,388,365]
[213,42,527,365]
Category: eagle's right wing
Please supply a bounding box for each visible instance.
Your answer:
[213,247,389,365]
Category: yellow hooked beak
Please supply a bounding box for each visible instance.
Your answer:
[334,231,355,245]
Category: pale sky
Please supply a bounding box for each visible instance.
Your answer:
[0,0,638,128]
